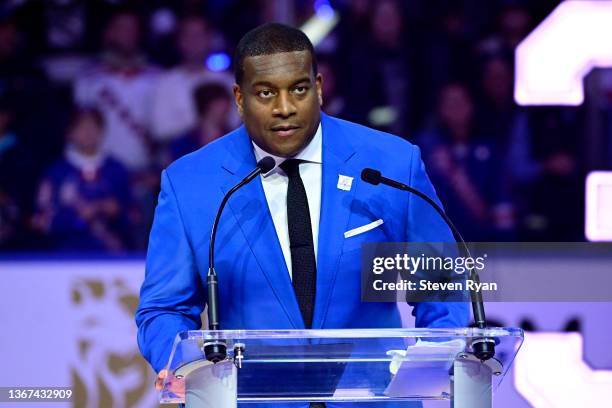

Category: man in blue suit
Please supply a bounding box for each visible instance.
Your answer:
[136,23,468,406]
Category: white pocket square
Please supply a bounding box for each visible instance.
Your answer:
[344,219,384,239]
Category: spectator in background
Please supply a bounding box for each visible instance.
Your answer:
[0,99,36,249]
[342,0,416,136]
[478,2,532,59]
[34,108,132,252]
[73,7,159,172]
[474,54,524,236]
[0,17,59,168]
[421,6,476,113]
[477,55,515,135]
[335,0,371,59]
[151,15,235,142]
[73,7,161,250]
[418,83,512,241]
[0,18,40,119]
[497,2,532,51]
[477,55,525,151]
[166,82,232,163]
[317,54,347,118]
[506,107,582,240]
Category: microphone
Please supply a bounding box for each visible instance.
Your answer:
[205,156,275,363]
[361,168,495,361]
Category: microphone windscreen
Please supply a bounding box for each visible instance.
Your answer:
[361,168,382,185]
[258,156,276,173]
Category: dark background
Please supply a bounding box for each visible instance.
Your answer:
[1,0,609,254]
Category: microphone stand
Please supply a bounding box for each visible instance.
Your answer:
[361,169,495,361]
[204,156,275,363]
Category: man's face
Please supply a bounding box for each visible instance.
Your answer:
[105,14,140,56]
[233,51,323,158]
[438,84,473,133]
[70,116,104,156]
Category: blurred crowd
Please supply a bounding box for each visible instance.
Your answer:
[1,0,608,253]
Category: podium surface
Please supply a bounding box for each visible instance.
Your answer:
[161,328,523,407]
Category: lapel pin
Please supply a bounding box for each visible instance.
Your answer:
[337,175,354,191]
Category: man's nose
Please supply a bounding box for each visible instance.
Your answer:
[273,91,297,117]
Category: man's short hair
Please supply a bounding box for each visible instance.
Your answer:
[68,107,105,131]
[233,23,317,85]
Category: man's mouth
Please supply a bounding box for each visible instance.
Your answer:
[271,124,300,137]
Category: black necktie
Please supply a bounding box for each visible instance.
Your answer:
[280,159,317,329]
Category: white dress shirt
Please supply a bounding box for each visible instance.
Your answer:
[252,123,322,279]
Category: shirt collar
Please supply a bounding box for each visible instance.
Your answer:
[252,121,322,177]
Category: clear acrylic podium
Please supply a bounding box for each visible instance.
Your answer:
[160,328,523,407]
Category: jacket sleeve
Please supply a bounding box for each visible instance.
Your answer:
[135,170,205,372]
[405,145,470,328]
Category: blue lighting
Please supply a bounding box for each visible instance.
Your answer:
[314,0,334,19]
[206,53,231,72]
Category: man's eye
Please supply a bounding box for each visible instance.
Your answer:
[293,86,308,95]
[258,90,275,98]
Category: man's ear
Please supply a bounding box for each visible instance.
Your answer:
[315,73,323,106]
[233,84,244,118]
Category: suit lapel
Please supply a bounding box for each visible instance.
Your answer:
[220,127,303,328]
[313,114,358,329]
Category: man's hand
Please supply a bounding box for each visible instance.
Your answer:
[156,369,186,399]
[155,369,168,391]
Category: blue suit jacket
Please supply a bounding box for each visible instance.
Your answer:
[136,113,468,378]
